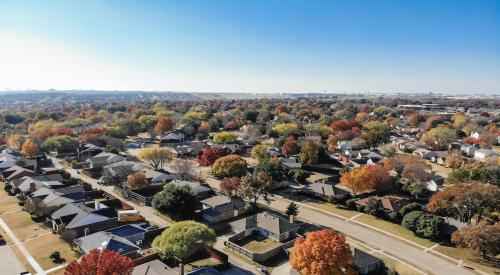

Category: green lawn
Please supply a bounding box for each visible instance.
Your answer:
[424,160,452,176]
[237,235,281,253]
[354,214,436,248]
[433,245,500,275]
[185,257,222,272]
[371,252,424,275]
[305,201,359,219]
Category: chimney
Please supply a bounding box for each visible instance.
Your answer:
[95,200,100,210]
[289,215,294,224]
[30,182,37,193]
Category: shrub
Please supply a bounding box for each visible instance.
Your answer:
[356,204,365,213]
[50,251,62,263]
[401,211,424,232]
[415,214,444,240]
[399,202,422,217]
[3,185,12,192]
[345,198,358,209]
[387,211,400,223]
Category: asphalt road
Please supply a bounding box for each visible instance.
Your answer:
[0,245,27,275]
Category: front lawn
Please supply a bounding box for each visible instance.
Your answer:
[353,214,436,248]
[24,233,78,270]
[2,211,51,242]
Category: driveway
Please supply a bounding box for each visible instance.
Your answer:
[0,245,26,275]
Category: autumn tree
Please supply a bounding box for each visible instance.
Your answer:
[138,148,173,170]
[155,117,174,134]
[21,139,38,158]
[290,230,355,275]
[7,134,21,150]
[220,176,241,195]
[427,182,499,223]
[340,165,392,196]
[212,131,238,144]
[196,147,226,167]
[444,154,463,169]
[384,155,431,183]
[362,121,390,148]
[272,123,300,137]
[237,172,273,207]
[300,140,320,165]
[64,249,134,275]
[153,221,216,261]
[251,144,269,162]
[421,126,457,150]
[281,136,299,156]
[451,222,500,259]
[152,184,197,218]
[127,172,148,189]
[212,155,247,178]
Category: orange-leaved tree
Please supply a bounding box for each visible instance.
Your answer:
[65,249,134,275]
[290,230,356,275]
[21,138,39,158]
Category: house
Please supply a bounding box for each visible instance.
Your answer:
[50,202,118,239]
[11,173,65,191]
[15,178,65,195]
[24,185,86,214]
[302,182,349,200]
[87,152,126,169]
[474,149,499,162]
[73,224,147,258]
[430,151,449,165]
[229,212,300,242]
[73,231,141,258]
[413,148,439,159]
[200,195,247,223]
[133,259,179,275]
[355,195,411,213]
[1,165,36,182]
[169,179,212,199]
[426,178,445,192]
[160,132,185,146]
[281,155,301,169]
[77,144,104,157]
[460,144,476,157]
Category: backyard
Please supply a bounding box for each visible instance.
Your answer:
[235,234,282,253]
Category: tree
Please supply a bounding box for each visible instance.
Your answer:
[255,158,286,182]
[401,211,424,232]
[172,159,198,181]
[378,144,396,157]
[444,154,463,169]
[452,222,500,259]
[288,169,310,184]
[290,230,355,275]
[155,117,174,134]
[285,202,299,218]
[212,155,247,178]
[421,126,457,150]
[153,221,216,261]
[272,123,299,136]
[300,140,320,165]
[399,202,422,217]
[340,167,373,196]
[152,184,197,219]
[41,135,79,152]
[213,131,238,144]
[427,182,499,223]
[415,214,444,240]
[64,249,134,275]
[138,148,173,170]
[7,134,21,150]
[237,172,273,207]
[220,176,241,195]
[127,172,148,189]
[281,136,299,156]
[364,198,384,217]
[251,144,268,162]
[362,121,390,148]
[21,139,38,158]
[196,147,226,166]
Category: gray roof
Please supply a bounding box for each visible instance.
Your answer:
[201,195,246,213]
[133,259,178,275]
[231,212,300,236]
[304,182,348,197]
[74,231,139,255]
[170,179,211,196]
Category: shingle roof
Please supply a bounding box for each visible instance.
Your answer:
[74,231,139,255]
[231,212,300,236]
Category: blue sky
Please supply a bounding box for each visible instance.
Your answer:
[0,0,499,93]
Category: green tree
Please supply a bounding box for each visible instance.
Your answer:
[272,123,300,136]
[251,144,269,162]
[153,221,216,261]
[212,155,247,178]
[421,126,457,150]
[255,158,286,182]
[237,172,273,208]
[415,214,444,240]
[213,131,238,144]
[362,121,390,148]
[152,184,197,219]
[286,202,299,217]
[402,211,424,232]
[300,140,320,165]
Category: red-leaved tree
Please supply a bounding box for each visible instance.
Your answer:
[196,147,227,166]
[64,249,134,275]
[220,176,241,195]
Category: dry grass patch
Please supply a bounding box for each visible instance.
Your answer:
[354,214,436,248]
[2,211,51,241]
[237,235,281,253]
[371,251,424,275]
[433,245,500,275]
[305,201,359,219]
[10,245,35,274]
[24,233,77,270]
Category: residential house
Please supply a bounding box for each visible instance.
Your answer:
[87,152,126,169]
[474,149,499,162]
[160,132,186,146]
[24,185,86,214]
[73,224,147,258]
[170,179,212,199]
[430,151,449,165]
[302,182,349,200]
[51,202,118,240]
[355,195,411,213]
[229,212,300,242]
[133,259,179,275]
[460,144,476,157]
[1,165,36,182]
[200,195,247,223]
